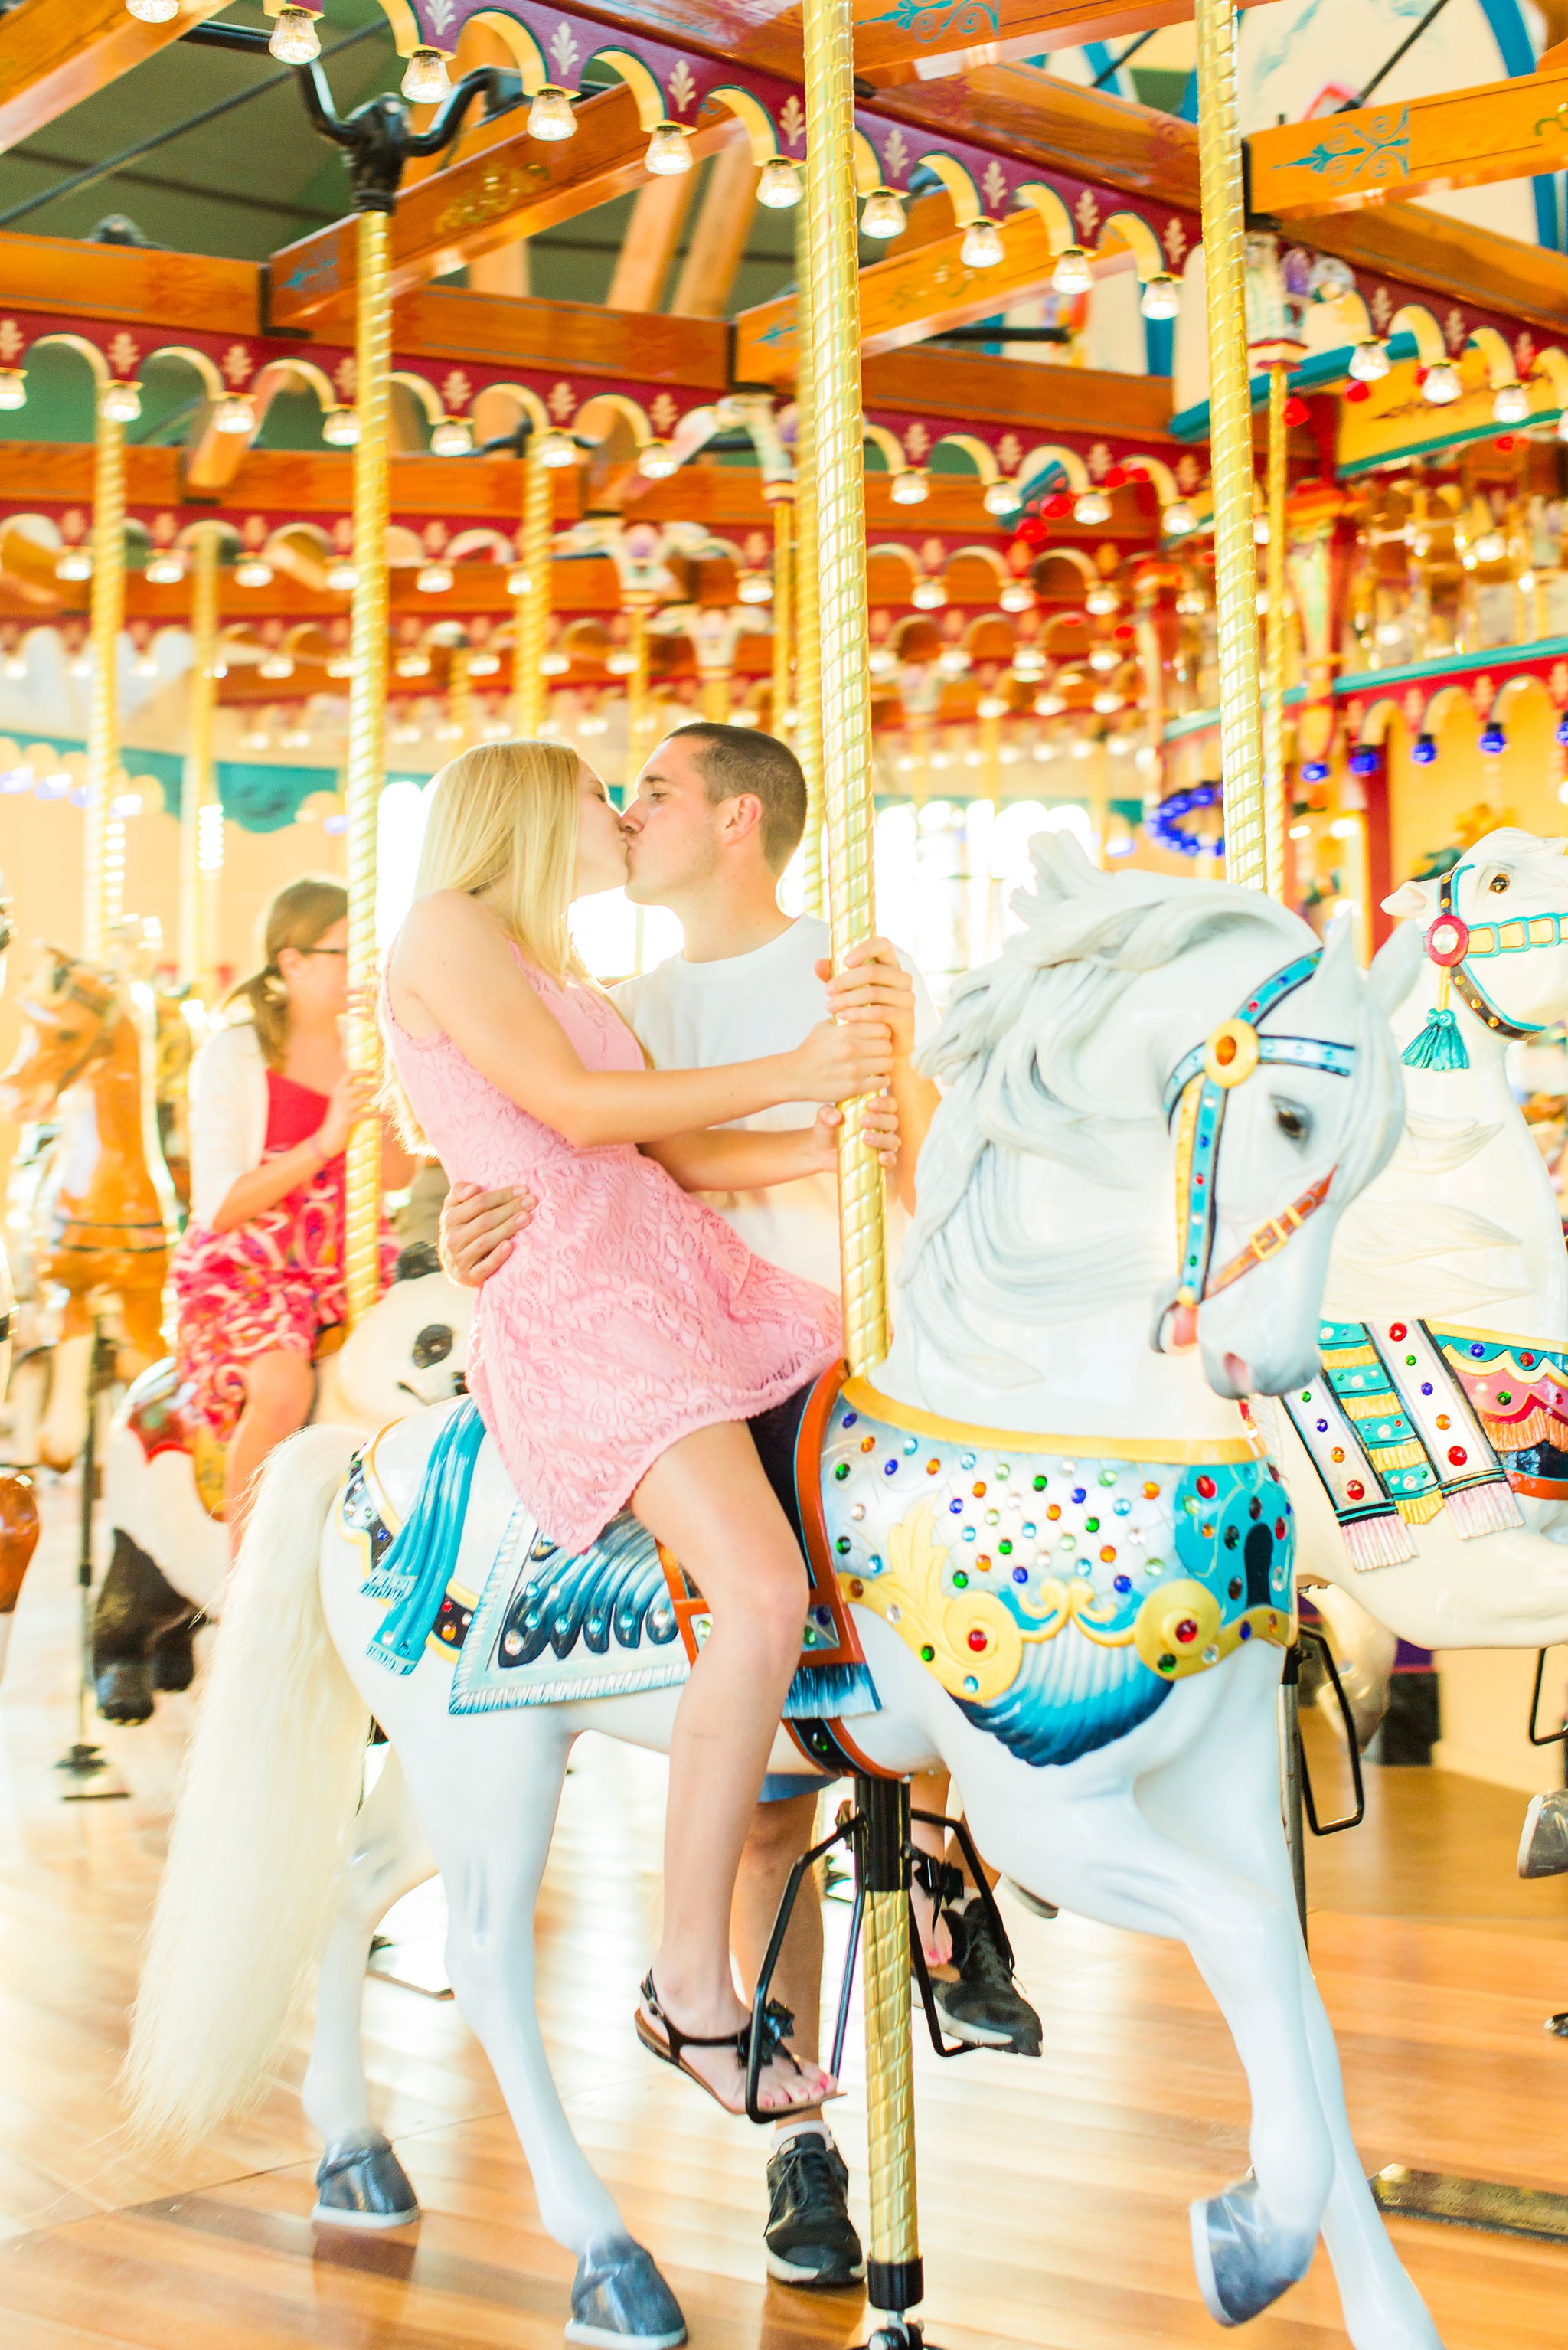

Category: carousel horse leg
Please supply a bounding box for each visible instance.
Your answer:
[408,1713,688,2350]
[304,1746,434,2230]
[0,1466,41,1679]
[39,1325,92,1474]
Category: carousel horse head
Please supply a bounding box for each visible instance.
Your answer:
[0,947,122,1124]
[906,832,1406,1403]
[325,1243,475,1424]
[1383,827,1568,1067]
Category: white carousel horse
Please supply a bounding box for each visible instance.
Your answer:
[1261,832,1568,1749]
[88,1244,475,1721]
[126,839,1436,2350]
[0,886,43,1676]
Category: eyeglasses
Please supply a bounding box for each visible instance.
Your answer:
[299,946,349,958]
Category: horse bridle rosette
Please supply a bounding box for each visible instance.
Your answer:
[1161,949,1355,1322]
[1425,861,1563,1041]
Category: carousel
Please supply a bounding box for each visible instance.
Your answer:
[4,0,1568,2343]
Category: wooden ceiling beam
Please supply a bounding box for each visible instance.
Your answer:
[0,0,229,157]
[671,143,760,320]
[861,348,1178,440]
[1249,62,1568,221]
[0,230,258,335]
[387,286,731,387]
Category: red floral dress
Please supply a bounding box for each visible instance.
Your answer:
[171,1069,397,1440]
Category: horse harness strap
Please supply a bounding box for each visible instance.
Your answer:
[1424,863,1558,1042]
[1163,949,1354,1312]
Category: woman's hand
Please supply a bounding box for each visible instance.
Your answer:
[819,940,918,1060]
[799,1096,899,1173]
[315,1070,378,1159]
[439,1178,537,1286]
[789,1014,892,1105]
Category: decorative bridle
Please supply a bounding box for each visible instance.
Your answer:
[1405,861,1564,1070]
[1159,949,1355,1328]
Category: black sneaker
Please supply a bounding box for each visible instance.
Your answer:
[930,1900,1043,2057]
[764,2133,865,2289]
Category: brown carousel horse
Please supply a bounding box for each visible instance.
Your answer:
[0,949,172,1472]
[0,892,42,1674]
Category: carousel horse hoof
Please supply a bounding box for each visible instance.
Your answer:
[566,2235,687,2348]
[151,1614,203,1692]
[94,1659,156,1726]
[311,2135,420,2230]
[1519,1789,1568,1878]
[1190,2172,1315,2327]
[929,1903,1043,2057]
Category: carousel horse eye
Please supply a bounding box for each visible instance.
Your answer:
[1488,873,1510,893]
[1273,1100,1310,1146]
[411,1323,453,1369]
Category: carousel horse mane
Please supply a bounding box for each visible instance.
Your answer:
[902,832,1400,1380]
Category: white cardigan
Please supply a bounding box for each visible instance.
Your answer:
[187,1021,270,1229]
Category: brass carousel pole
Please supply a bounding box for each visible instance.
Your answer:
[343,205,392,1329]
[1263,364,1289,904]
[793,210,825,920]
[447,638,473,749]
[512,445,552,737]
[766,483,794,744]
[178,528,222,995]
[83,377,129,964]
[1195,0,1266,893]
[802,0,920,2338]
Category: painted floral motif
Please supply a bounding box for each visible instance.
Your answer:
[151,512,177,545]
[333,517,354,552]
[667,58,696,116]
[107,331,140,378]
[1471,672,1494,713]
[426,0,457,31]
[1175,452,1200,492]
[335,355,357,397]
[423,519,449,552]
[1162,217,1187,267]
[242,513,267,548]
[1403,685,1424,729]
[221,343,253,387]
[779,94,805,152]
[1444,306,1467,355]
[881,126,910,185]
[982,159,1008,215]
[548,380,576,420]
[997,431,1021,472]
[1087,441,1111,480]
[1074,188,1100,241]
[919,533,945,568]
[0,319,22,362]
[441,368,472,412]
[549,22,580,80]
[649,391,678,433]
[1370,284,1393,332]
[903,420,930,459]
[1515,330,1537,380]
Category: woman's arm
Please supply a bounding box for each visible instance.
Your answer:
[207,1069,374,1233]
[392,893,890,1149]
[644,1097,899,1191]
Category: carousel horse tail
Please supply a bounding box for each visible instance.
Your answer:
[123,1425,367,2149]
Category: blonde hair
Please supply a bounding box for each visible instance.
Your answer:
[413,738,587,982]
[224,878,346,1070]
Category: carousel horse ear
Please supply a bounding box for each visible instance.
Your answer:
[1381,881,1430,920]
[394,1240,442,1283]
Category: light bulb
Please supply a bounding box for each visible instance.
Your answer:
[998,580,1034,613]
[430,414,473,456]
[1011,646,1047,678]
[868,646,899,677]
[213,392,256,435]
[540,649,571,675]
[258,652,295,680]
[1253,512,1270,545]
[890,467,928,505]
[234,557,273,587]
[325,560,359,593]
[401,47,450,104]
[528,86,577,141]
[735,570,773,604]
[757,157,802,210]
[1140,272,1180,321]
[861,187,907,240]
[269,6,320,63]
[1493,379,1530,425]
[126,0,179,20]
[468,649,501,676]
[145,552,183,585]
[977,694,1008,721]
[507,565,531,596]
[1088,642,1119,672]
[396,651,432,678]
[983,479,1021,516]
[0,370,25,411]
[1034,690,1064,716]
[322,404,360,447]
[416,561,453,593]
[1163,498,1196,536]
[1349,338,1389,383]
[645,122,691,176]
[1558,411,1568,444]
[536,428,577,468]
[638,438,678,479]
[961,217,1004,269]
[1474,530,1505,564]
[910,578,946,610]
[55,549,92,582]
[100,379,142,423]
[606,648,638,675]
[1423,361,1461,405]
[327,654,352,678]
[1074,489,1112,525]
[1053,245,1094,296]
[1086,584,1119,616]
[132,652,158,678]
[1093,688,1122,714]
[1,653,24,681]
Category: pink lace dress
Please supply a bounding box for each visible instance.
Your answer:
[384,956,841,1551]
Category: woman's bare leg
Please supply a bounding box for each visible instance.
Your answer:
[224,1348,315,1554]
[632,1418,834,2116]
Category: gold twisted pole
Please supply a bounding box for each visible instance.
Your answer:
[1263,364,1289,903]
[447,639,473,749]
[344,208,392,1328]
[767,485,794,746]
[83,381,128,963]
[792,206,825,921]
[1196,0,1266,894]
[178,528,222,995]
[512,446,552,737]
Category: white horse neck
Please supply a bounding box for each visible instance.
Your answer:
[1325,953,1568,1338]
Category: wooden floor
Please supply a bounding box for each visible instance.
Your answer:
[3,1478,1568,2346]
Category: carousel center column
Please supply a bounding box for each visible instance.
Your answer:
[83,373,129,964]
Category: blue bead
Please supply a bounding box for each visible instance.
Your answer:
[1071,1487,1086,1505]
[949,1498,963,1515]
[884,1459,899,1476]
[1421,1382,1433,1396]
[1316,1419,1328,1433]
[1113,1574,1132,1594]
[903,1436,918,1455]
[1012,1566,1028,1584]
[960,1452,977,1470]
[842,1411,858,1427]
[1471,1345,1485,1358]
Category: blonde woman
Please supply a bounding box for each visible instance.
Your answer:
[383,740,890,2120]
[173,879,413,1542]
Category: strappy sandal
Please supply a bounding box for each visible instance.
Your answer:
[910,1850,966,1973]
[635,1972,841,2119]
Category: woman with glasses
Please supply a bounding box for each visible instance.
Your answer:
[172,878,414,1543]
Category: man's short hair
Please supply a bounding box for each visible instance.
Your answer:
[665,721,808,873]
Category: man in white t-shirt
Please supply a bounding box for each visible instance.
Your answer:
[441,723,1040,2285]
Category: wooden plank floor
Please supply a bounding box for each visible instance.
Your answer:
[3,1475,1568,2345]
